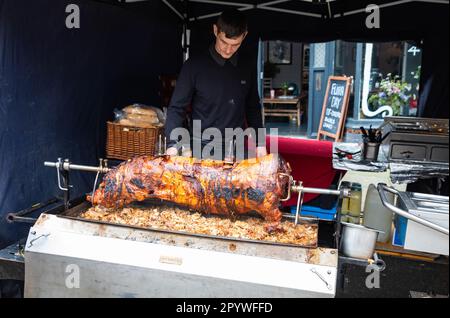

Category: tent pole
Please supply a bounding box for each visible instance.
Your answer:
[162,0,184,20]
[333,0,449,18]
[339,0,411,17]
[188,0,253,7]
[189,6,253,21]
[182,24,191,62]
[327,1,332,19]
[257,0,292,6]
[257,5,323,18]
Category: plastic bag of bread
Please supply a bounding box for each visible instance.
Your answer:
[114,104,166,128]
[118,118,159,128]
[126,113,160,125]
[122,104,166,125]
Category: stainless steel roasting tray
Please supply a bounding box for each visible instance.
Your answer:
[58,199,319,249]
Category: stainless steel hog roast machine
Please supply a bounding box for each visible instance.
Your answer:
[13,154,355,298]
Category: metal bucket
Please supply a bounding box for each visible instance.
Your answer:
[341,222,381,259]
[362,142,380,161]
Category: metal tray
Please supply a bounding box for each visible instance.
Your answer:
[58,200,319,249]
[377,184,449,235]
[399,192,449,215]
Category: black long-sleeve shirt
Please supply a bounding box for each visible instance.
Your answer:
[165,45,264,148]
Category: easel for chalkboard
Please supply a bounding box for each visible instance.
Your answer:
[317,76,352,142]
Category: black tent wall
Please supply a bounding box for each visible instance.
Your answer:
[183,1,448,118]
[418,34,449,119]
[0,0,182,248]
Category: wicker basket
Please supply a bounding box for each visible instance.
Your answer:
[106,121,164,160]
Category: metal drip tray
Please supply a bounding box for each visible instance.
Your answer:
[399,192,449,216]
[378,184,448,256]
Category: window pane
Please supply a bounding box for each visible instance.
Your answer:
[360,42,422,119]
[314,43,326,68]
[335,41,357,78]
[334,41,357,118]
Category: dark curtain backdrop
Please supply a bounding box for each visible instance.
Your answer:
[0,0,182,248]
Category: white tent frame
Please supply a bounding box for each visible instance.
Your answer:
[153,0,449,21]
[161,0,332,21]
[131,0,448,58]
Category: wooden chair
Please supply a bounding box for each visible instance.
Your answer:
[159,74,193,132]
[263,78,273,97]
[158,74,177,108]
[262,78,273,126]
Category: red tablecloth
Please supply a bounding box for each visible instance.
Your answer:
[266,136,337,206]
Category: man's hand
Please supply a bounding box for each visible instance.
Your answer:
[166,147,178,156]
[256,146,267,158]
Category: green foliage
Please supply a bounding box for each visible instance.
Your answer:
[368,73,412,116]
[281,82,289,95]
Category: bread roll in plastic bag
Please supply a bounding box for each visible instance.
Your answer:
[113,104,166,127]
[122,104,166,125]
[118,118,157,128]
[126,113,159,124]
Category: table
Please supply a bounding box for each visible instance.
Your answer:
[262,96,302,127]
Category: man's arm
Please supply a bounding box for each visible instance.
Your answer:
[165,61,195,151]
[245,67,267,157]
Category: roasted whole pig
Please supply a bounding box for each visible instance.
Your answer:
[88,154,291,222]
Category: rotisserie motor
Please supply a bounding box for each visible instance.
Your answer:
[88,154,291,222]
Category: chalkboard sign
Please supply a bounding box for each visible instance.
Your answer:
[317,76,352,141]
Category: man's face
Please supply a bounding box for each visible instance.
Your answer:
[213,25,247,59]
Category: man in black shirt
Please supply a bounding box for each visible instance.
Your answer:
[165,9,266,160]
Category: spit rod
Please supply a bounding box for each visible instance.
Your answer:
[292,185,350,198]
[44,161,111,174]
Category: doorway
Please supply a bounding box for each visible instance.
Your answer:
[260,40,310,138]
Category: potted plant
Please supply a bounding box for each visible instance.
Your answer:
[281,82,289,96]
[368,74,412,116]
